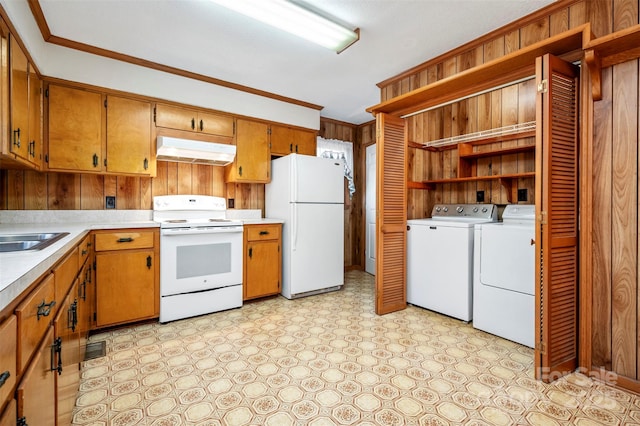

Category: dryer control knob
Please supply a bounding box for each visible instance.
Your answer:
[443,207,449,212]
[435,206,441,212]
[473,207,479,213]
[482,207,488,213]
[456,206,464,213]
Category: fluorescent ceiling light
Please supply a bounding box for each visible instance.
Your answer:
[210,0,359,53]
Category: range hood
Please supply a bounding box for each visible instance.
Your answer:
[156,136,236,166]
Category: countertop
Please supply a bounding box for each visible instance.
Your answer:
[0,210,284,312]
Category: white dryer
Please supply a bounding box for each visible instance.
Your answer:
[407,204,497,322]
[473,204,535,347]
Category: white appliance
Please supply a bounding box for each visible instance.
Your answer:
[473,204,535,347]
[153,195,243,322]
[266,154,344,299]
[407,204,497,321]
[156,136,236,165]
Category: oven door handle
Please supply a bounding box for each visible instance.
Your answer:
[161,227,243,236]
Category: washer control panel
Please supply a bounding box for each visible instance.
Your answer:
[431,204,497,220]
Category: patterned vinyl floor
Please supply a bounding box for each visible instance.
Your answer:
[72,270,640,425]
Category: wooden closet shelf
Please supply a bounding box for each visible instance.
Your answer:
[458,143,535,159]
[409,172,536,189]
[424,128,536,151]
[586,23,640,68]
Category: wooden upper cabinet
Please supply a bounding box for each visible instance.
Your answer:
[106,95,153,175]
[47,83,104,172]
[225,118,270,183]
[28,66,42,168]
[155,103,234,140]
[270,124,317,156]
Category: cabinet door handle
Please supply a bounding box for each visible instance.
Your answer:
[289,143,293,152]
[248,247,252,258]
[117,237,134,243]
[238,166,242,176]
[93,153,99,167]
[199,119,204,131]
[147,255,152,269]
[259,230,270,235]
[13,128,20,147]
[295,144,298,153]
[0,371,10,388]
[191,118,195,130]
[144,158,149,170]
[37,299,56,320]
[28,140,35,157]
[51,337,62,375]
[68,300,78,332]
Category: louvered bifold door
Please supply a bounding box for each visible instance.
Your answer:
[375,113,407,315]
[534,53,579,383]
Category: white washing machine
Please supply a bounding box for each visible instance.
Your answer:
[407,204,497,321]
[473,204,535,347]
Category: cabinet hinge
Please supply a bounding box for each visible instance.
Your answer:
[104,99,107,108]
[537,211,547,225]
[536,341,546,353]
[537,79,548,93]
[45,154,49,163]
[153,106,156,123]
[267,128,272,135]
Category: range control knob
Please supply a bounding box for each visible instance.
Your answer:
[443,207,449,212]
[482,207,488,213]
[473,207,479,213]
[456,206,464,213]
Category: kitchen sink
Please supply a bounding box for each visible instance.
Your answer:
[0,232,70,253]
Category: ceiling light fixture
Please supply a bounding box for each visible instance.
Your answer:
[210,0,359,53]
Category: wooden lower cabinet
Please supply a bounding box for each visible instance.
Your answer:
[0,316,16,414]
[16,326,56,426]
[54,282,81,426]
[0,400,16,426]
[94,229,159,327]
[77,258,94,360]
[243,224,282,300]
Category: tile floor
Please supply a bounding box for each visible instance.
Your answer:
[72,271,640,425]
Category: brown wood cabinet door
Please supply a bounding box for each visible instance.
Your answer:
[54,283,80,426]
[10,35,29,162]
[106,95,152,175]
[375,113,407,315]
[0,316,17,408]
[16,326,55,426]
[295,130,317,156]
[27,69,42,167]
[96,250,156,326]
[0,399,16,426]
[535,54,579,383]
[155,103,196,132]
[230,119,270,182]
[245,240,281,300]
[270,124,294,156]
[47,84,104,172]
[197,110,234,137]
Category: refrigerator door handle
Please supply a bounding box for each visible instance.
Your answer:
[291,155,298,201]
[292,203,298,251]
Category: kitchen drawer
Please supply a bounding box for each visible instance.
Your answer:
[79,233,92,266]
[94,230,154,251]
[53,249,79,304]
[246,224,281,241]
[0,316,16,410]
[0,399,16,426]
[15,273,55,375]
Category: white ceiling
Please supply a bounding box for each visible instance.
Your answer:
[36,0,555,125]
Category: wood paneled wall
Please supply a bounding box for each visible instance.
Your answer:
[0,162,263,211]
[319,117,366,270]
[589,1,640,386]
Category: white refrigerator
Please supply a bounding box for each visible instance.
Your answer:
[266,154,344,299]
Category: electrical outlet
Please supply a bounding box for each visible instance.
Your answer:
[106,196,116,209]
[228,198,235,209]
[517,189,528,202]
[476,190,485,203]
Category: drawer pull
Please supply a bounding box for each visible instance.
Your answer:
[82,249,88,255]
[117,237,134,243]
[259,230,270,235]
[51,337,62,375]
[147,255,152,269]
[0,370,10,387]
[37,299,56,320]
